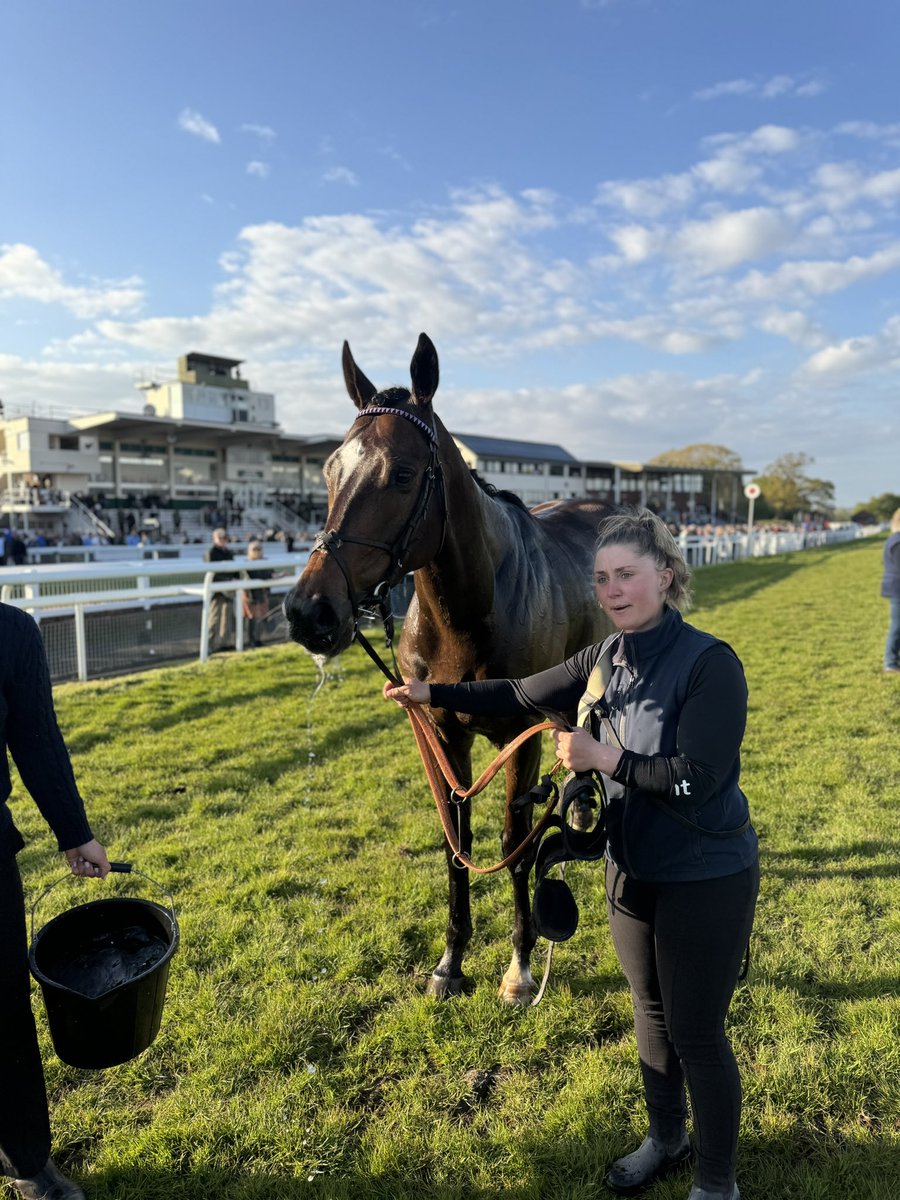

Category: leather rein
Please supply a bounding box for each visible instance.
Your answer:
[312,400,565,875]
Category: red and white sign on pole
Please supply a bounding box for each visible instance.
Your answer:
[744,483,761,543]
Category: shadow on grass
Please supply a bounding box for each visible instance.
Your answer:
[757,968,900,1002]
[762,839,900,880]
[693,537,875,613]
[72,1171,545,1200]
[72,1128,900,1199]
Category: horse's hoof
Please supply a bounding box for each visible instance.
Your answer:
[426,972,472,999]
[497,975,536,1006]
[570,800,595,832]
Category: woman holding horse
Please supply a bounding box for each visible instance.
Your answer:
[385,507,758,1200]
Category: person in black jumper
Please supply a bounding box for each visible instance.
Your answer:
[204,527,237,652]
[881,508,900,674]
[385,508,758,1200]
[1,603,110,1200]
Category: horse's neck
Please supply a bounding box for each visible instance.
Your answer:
[413,431,512,627]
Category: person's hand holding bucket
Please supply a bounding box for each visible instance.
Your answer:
[64,839,110,879]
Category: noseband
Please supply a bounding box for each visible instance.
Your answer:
[311,400,447,639]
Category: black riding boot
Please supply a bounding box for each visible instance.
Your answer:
[10,1158,86,1199]
[604,1130,692,1194]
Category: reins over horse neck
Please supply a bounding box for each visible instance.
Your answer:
[355,628,564,877]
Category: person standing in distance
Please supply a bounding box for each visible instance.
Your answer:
[881,508,900,674]
[204,526,237,652]
[385,508,758,1200]
[1,602,110,1200]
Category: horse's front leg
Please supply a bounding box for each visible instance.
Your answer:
[498,736,543,1006]
[427,740,474,999]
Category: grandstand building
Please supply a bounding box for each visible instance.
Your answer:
[0,353,751,541]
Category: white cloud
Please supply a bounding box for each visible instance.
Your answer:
[800,315,900,380]
[240,123,276,141]
[834,120,900,147]
[0,353,153,413]
[694,79,757,102]
[177,108,221,144]
[92,191,565,361]
[598,125,802,219]
[247,161,270,179]
[323,166,359,186]
[757,309,827,347]
[694,74,826,102]
[813,160,900,212]
[598,173,695,218]
[0,243,144,318]
[735,242,900,301]
[378,144,413,172]
[607,224,659,262]
[671,207,795,274]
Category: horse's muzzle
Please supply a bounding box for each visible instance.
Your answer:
[283,587,354,656]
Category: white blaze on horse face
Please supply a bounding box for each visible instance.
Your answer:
[323,437,380,525]
[326,437,367,495]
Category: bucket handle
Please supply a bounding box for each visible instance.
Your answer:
[30,862,178,943]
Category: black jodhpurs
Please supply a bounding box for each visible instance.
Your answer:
[606,858,759,1192]
[0,856,51,1180]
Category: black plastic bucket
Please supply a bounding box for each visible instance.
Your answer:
[29,864,179,1070]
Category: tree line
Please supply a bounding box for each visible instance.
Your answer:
[647,444,896,522]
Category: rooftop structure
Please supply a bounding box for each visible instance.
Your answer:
[137,352,275,426]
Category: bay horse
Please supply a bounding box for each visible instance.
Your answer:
[284,333,611,1004]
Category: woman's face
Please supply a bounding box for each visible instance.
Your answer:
[593,543,673,633]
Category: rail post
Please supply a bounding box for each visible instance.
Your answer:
[199,572,213,663]
[74,605,88,682]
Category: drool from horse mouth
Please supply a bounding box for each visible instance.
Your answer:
[285,615,352,658]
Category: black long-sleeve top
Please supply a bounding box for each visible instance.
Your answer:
[431,606,757,881]
[0,604,93,858]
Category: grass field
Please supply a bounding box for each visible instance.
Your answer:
[11,535,900,1200]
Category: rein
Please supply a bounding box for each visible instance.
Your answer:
[355,629,565,876]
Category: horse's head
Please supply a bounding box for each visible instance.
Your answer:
[284,332,445,655]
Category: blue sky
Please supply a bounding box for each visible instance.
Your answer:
[2,0,898,507]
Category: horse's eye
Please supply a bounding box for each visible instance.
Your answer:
[394,467,415,488]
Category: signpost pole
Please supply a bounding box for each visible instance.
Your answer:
[744,483,761,558]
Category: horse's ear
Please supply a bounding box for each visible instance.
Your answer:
[342,341,378,410]
[409,332,439,406]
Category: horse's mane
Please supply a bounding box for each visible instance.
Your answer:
[364,393,531,514]
[470,470,530,512]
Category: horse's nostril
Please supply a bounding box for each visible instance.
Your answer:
[310,596,337,634]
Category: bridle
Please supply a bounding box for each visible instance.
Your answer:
[310,398,448,651]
